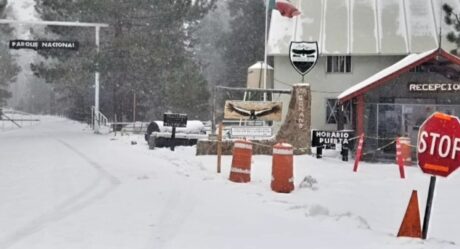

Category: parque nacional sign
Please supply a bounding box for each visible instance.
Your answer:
[9,40,79,50]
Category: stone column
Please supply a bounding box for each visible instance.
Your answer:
[275,84,311,154]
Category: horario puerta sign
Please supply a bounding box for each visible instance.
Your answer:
[418,112,460,177]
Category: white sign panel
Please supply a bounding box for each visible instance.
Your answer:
[231,127,272,138]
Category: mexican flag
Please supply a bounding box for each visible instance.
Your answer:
[268,0,301,18]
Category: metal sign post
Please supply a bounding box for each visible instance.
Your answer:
[0,19,108,133]
[163,113,188,151]
[422,176,436,239]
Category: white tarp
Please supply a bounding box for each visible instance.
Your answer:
[268,0,458,55]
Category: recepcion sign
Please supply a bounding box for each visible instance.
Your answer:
[408,82,460,92]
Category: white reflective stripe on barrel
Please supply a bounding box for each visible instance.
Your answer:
[231,167,251,175]
[273,148,293,155]
[399,138,411,144]
[234,142,252,150]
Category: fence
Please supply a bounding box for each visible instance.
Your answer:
[0,109,41,130]
[363,102,460,161]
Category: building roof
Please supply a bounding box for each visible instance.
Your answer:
[337,49,460,102]
[268,0,459,56]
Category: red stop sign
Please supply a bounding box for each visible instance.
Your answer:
[418,112,460,177]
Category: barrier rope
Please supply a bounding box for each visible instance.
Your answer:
[249,140,311,152]
[362,140,396,156]
[249,141,275,148]
[236,134,419,157]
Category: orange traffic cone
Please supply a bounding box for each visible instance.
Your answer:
[397,190,422,238]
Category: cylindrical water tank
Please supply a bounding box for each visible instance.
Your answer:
[247,61,274,89]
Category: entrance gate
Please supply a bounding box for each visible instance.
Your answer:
[0,19,108,132]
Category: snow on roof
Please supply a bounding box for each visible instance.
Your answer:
[338,49,437,101]
[248,61,274,70]
[268,0,459,56]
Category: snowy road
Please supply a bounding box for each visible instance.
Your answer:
[0,117,459,249]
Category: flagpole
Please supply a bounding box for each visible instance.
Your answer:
[263,0,269,102]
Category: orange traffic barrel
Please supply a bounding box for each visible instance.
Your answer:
[229,140,253,183]
[399,137,413,166]
[271,143,294,193]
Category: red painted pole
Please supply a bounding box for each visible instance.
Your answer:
[356,95,365,136]
[353,133,365,172]
[396,137,406,179]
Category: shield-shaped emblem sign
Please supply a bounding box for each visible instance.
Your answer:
[289,41,318,76]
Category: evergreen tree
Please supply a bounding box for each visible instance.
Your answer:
[217,0,266,88]
[0,0,20,106]
[33,0,215,121]
[443,3,460,54]
[195,0,230,90]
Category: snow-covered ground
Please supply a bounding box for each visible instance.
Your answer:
[0,117,459,249]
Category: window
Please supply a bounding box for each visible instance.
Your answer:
[326,56,351,73]
[410,66,424,73]
[326,99,351,125]
[326,99,338,124]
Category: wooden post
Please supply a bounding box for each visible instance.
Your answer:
[217,123,223,173]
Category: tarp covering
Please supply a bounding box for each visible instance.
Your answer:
[268,0,459,55]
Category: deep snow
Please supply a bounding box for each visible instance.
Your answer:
[0,117,459,249]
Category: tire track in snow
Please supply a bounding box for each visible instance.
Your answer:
[0,139,121,249]
[147,153,200,249]
[151,184,198,249]
[57,139,121,186]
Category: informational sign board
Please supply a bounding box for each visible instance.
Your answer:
[224,101,282,121]
[417,112,460,177]
[231,126,272,138]
[163,113,187,128]
[9,40,79,50]
[289,41,318,76]
[408,82,460,92]
[312,130,354,147]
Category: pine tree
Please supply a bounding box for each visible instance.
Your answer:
[33,0,215,121]
[0,0,20,107]
[443,3,460,54]
[217,0,266,88]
